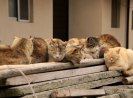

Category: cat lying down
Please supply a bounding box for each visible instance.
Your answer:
[0,36,33,65]
[104,47,133,76]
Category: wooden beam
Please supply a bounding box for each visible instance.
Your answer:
[102,85,130,95]
[0,76,123,97]
[4,65,107,86]
[119,89,133,98]
[97,94,120,98]
[0,59,104,79]
[51,89,105,98]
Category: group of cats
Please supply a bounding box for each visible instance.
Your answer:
[0,34,133,76]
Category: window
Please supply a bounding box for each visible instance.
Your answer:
[111,0,120,28]
[8,0,32,22]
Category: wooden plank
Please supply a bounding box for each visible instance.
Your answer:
[102,85,130,95]
[98,89,133,98]
[97,94,120,98]
[5,65,107,86]
[51,89,105,98]
[0,76,123,97]
[0,59,104,79]
[119,90,133,98]
[21,77,123,98]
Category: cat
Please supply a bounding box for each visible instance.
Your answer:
[31,37,48,63]
[0,36,33,65]
[98,34,121,48]
[65,37,100,65]
[83,36,100,59]
[98,34,121,58]
[46,38,67,62]
[104,47,133,76]
[65,38,87,64]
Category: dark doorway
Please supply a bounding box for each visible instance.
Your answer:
[53,0,69,41]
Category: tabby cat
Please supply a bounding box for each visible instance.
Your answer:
[83,37,100,59]
[31,37,48,63]
[65,38,87,64]
[104,47,133,76]
[0,36,33,65]
[98,34,121,58]
[46,38,67,62]
[65,37,100,65]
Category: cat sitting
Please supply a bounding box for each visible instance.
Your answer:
[0,36,33,65]
[31,37,48,63]
[65,37,100,65]
[104,47,133,76]
[46,38,67,62]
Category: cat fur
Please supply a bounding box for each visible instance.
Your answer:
[98,34,121,58]
[65,37,99,65]
[104,47,133,76]
[31,37,48,63]
[0,36,33,65]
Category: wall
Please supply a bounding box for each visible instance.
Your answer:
[69,0,127,47]
[101,0,127,47]
[0,0,53,44]
[69,0,102,38]
[128,0,133,49]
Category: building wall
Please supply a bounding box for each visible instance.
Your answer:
[69,0,102,38]
[69,0,127,47]
[0,0,53,44]
[101,0,127,47]
[128,0,133,49]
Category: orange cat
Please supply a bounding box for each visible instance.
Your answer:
[31,37,48,63]
[98,34,121,48]
[104,47,133,76]
[98,34,121,58]
[0,37,33,65]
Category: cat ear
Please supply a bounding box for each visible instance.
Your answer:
[63,41,67,46]
[45,38,52,44]
[29,36,34,39]
[14,36,19,39]
[116,48,120,54]
[29,36,33,41]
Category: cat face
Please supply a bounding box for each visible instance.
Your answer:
[84,37,100,59]
[83,46,100,59]
[48,38,67,62]
[104,48,120,67]
[65,47,82,64]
